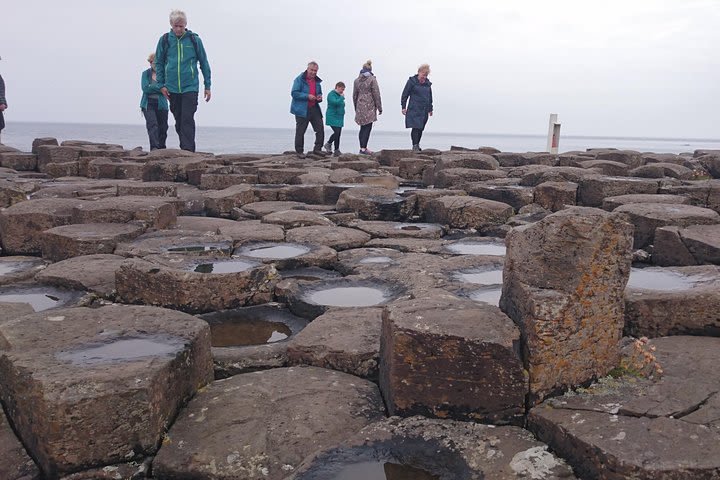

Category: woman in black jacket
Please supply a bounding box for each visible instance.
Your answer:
[401,63,433,152]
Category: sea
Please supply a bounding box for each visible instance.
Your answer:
[3,121,720,155]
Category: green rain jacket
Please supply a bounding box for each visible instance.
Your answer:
[325,89,345,127]
[140,68,169,110]
[155,29,211,94]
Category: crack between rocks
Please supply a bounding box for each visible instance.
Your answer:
[672,390,718,420]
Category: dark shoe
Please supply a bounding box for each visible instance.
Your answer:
[296,152,306,159]
[359,149,373,155]
[412,144,421,152]
[323,142,332,154]
[312,149,328,157]
[333,150,342,157]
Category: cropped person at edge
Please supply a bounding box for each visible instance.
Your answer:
[155,9,211,152]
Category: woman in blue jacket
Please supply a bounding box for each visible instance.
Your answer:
[140,53,169,150]
[401,63,433,152]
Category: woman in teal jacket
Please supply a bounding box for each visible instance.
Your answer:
[323,81,346,156]
[140,53,169,150]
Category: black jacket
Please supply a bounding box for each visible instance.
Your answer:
[401,75,432,129]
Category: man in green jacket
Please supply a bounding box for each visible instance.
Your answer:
[155,9,211,152]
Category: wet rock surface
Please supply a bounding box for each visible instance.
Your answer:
[2,139,720,477]
[153,366,385,480]
[0,305,213,477]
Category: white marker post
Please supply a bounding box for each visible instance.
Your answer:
[546,114,561,154]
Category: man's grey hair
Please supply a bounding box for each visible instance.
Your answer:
[169,9,187,25]
[307,61,319,68]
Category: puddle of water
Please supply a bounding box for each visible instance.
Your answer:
[307,287,389,307]
[210,318,292,347]
[167,244,231,253]
[455,269,504,285]
[242,244,311,259]
[280,267,342,281]
[58,337,184,366]
[399,225,422,231]
[0,293,60,311]
[469,286,503,306]
[445,242,506,256]
[194,260,256,274]
[627,268,708,291]
[360,256,393,264]
[334,461,439,480]
[0,263,24,276]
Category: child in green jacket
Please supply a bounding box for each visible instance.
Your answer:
[323,82,346,156]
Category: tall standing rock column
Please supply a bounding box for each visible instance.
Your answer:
[500,207,633,404]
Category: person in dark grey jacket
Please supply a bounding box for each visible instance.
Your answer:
[401,63,433,152]
[0,61,6,144]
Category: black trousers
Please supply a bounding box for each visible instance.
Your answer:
[411,128,424,146]
[169,91,198,152]
[328,126,342,150]
[359,123,373,149]
[295,105,324,153]
[143,99,168,150]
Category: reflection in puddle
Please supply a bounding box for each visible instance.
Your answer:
[210,319,292,347]
[627,268,708,292]
[167,244,231,253]
[445,242,506,256]
[0,285,81,312]
[0,263,24,275]
[455,269,504,285]
[335,461,439,480]
[469,286,503,306]
[194,260,256,274]
[280,267,342,281]
[307,287,389,307]
[360,256,393,264]
[243,244,311,259]
[58,337,184,365]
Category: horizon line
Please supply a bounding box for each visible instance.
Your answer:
[7,120,720,144]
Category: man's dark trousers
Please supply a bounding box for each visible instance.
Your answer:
[169,91,198,152]
[294,104,324,154]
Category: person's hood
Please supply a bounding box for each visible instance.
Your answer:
[410,74,432,86]
[301,71,322,83]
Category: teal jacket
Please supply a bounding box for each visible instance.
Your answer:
[325,90,345,127]
[290,71,323,118]
[140,68,169,110]
[155,29,211,94]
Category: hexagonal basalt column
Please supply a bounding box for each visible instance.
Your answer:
[0,305,213,478]
[379,292,527,424]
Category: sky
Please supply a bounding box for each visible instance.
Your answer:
[2,0,719,138]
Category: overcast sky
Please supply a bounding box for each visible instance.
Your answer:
[2,0,718,138]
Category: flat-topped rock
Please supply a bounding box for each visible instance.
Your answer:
[577,159,631,176]
[116,254,275,313]
[241,200,308,217]
[614,202,720,249]
[142,156,209,182]
[0,198,81,254]
[34,254,127,296]
[380,293,526,424]
[72,195,177,229]
[533,181,578,212]
[529,336,720,479]
[424,195,514,229]
[234,241,337,270]
[347,219,444,239]
[577,176,660,207]
[176,216,286,244]
[432,167,507,188]
[0,305,213,477]
[602,193,691,211]
[594,149,644,168]
[285,225,370,250]
[202,184,255,217]
[114,230,234,257]
[287,307,383,379]
[293,416,576,480]
[40,222,145,261]
[261,209,334,228]
[153,366,385,480]
[630,162,695,180]
[624,265,720,337]
[653,223,720,266]
[492,152,557,167]
[465,183,535,211]
[336,187,416,221]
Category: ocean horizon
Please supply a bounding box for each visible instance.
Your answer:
[3,121,719,155]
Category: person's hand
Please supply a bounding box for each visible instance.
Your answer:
[378,109,383,115]
[316,94,323,102]
[160,87,170,100]
[0,104,6,112]
[204,89,211,102]
[401,108,407,115]
[308,94,316,101]
[429,111,433,117]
